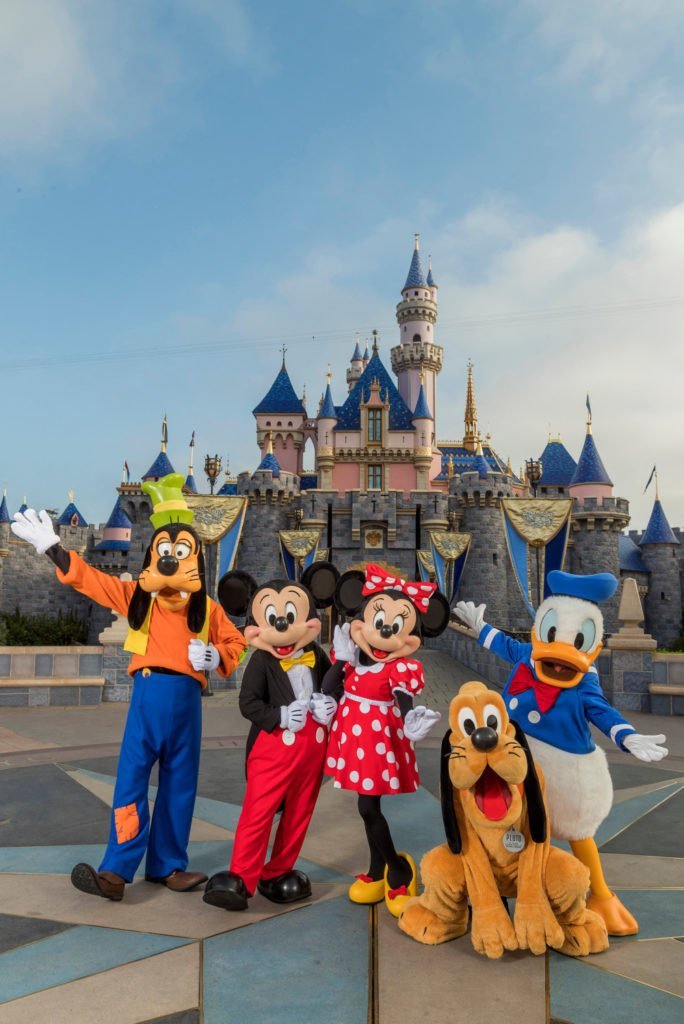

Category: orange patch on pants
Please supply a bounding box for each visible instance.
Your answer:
[114,803,140,844]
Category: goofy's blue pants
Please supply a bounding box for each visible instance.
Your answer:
[99,670,202,882]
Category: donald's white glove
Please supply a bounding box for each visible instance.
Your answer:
[188,639,221,673]
[403,706,442,742]
[310,693,337,726]
[11,509,60,555]
[280,699,309,732]
[333,623,358,665]
[623,733,668,762]
[454,601,487,634]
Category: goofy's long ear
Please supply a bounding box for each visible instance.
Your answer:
[187,546,207,634]
[440,728,461,854]
[512,721,547,844]
[127,546,153,630]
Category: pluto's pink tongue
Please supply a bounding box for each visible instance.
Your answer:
[474,766,512,820]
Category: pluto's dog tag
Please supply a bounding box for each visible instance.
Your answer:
[502,828,525,853]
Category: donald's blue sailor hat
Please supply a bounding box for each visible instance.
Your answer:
[547,570,617,605]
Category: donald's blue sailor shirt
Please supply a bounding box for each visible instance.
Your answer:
[478,624,637,755]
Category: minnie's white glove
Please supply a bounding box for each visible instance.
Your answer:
[454,601,487,633]
[11,509,60,554]
[280,699,309,732]
[188,639,220,672]
[623,733,668,762]
[333,623,358,665]
[310,693,337,726]
[403,706,442,742]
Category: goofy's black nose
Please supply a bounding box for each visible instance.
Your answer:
[379,625,393,639]
[471,726,498,752]
[274,616,289,633]
[157,556,179,577]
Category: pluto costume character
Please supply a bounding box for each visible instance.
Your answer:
[11,475,247,901]
[399,682,609,959]
[456,571,668,935]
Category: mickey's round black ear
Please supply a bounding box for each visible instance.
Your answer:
[334,571,366,616]
[300,561,340,608]
[421,592,451,637]
[218,570,258,618]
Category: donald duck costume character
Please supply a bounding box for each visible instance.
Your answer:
[456,571,667,936]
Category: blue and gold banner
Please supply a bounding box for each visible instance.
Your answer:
[185,495,248,597]
[428,531,471,605]
[279,530,322,581]
[416,549,434,583]
[501,499,572,617]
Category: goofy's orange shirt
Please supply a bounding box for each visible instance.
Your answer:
[57,553,246,687]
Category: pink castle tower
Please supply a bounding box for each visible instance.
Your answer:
[252,350,308,475]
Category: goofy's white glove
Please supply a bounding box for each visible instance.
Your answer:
[188,639,221,673]
[310,692,337,726]
[333,622,358,665]
[280,698,309,733]
[454,601,487,634]
[403,706,442,742]
[11,509,60,555]
[623,733,668,762]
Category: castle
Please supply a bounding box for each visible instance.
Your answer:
[0,237,681,649]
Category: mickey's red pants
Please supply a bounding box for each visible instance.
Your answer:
[230,716,328,895]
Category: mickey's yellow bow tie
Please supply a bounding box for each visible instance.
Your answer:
[280,650,316,672]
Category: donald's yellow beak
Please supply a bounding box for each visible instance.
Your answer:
[531,630,602,688]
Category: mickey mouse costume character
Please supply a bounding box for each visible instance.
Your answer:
[322,564,450,918]
[11,474,247,902]
[203,562,339,911]
[456,570,668,936]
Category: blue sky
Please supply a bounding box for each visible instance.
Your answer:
[1,0,683,528]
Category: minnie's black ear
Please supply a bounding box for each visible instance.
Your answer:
[334,571,366,616]
[128,585,152,631]
[300,561,340,608]
[421,592,451,638]
[512,720,547,844]
[440,728,461,854]
[218,570,258,618]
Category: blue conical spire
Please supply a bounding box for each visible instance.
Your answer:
[426,254,436,288]
[570,426,612,486]
[0,491,9,524]
[403,234,426,289]
[252,355,306,415]
[641,498,679,545]
[319,374,337,420]
[105,497,132,529]
[352,340,362,361]
[412,380,432,420]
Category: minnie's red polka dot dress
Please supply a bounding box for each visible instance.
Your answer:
[324,659,425,797]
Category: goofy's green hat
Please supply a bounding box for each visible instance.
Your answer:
[142,473,195,530]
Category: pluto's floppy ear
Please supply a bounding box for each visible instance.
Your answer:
[218,570,259,619]
[421,592,451,638]
[512,721,547,844]
[127,545,153,630]
[440,728,461,854]
[300,561,339,609]
[334,570,366,617]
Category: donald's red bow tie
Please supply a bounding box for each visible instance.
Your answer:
[508,662,562,714]
[362,564,436,612]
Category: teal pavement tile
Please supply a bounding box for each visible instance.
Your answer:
[0,925,191,1004]
[595,782,684,848]
[607,890,684,940]
[203,895,368,1024]
[549,952,684,1024]
[369,785,446,865]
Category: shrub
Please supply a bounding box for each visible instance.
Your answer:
[0,608,89,646]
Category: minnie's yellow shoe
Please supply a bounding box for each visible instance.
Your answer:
[384,852,418,918]
[348,873,385,905]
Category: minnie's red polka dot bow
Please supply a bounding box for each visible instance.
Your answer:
[362,563,437,612]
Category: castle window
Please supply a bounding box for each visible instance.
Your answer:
[492,553,498,565]
[661,592,666,600]
[413,333,421,342]
[414,291,418,296]
[368,409,382,443]
[368,465,382,490]
[559,487,565,494]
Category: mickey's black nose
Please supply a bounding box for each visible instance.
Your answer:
[274,616,289,633]
[379,625,393,639]
[471,726,498,752]
[157,556,179,577]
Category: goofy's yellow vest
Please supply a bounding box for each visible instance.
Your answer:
[124,596,211,656]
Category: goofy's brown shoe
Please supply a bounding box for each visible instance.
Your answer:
[71,863,125,901]
[145,870,208,892]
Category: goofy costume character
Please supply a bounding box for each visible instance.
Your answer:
[456,570,668,936]
[11,474,247,901]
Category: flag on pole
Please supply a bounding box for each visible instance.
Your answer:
[643,465,657,493]
[123,460,131,484]
[586,394,592,420]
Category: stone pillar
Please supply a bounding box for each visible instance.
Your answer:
[606,577,656,714]
[100,573,133,702]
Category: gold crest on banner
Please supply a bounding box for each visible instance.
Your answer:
[279,530,322,559]
[501,498,572,548]
[428,531,472,561]
[185,495,247,544]
[417,550,435,577]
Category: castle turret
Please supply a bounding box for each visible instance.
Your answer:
[639,482,681,647]
[538,434,577,498]
[95,497,132,553]
[143,416,175,481]
[57,492,88,528]
[252,352,307,475]
[346,336,364,393]
[0,488,9,555]
[317,371,338,490]
[391,234,443,425]
[0,490,9,525]
[568,411,612,503]
[412,371,433,490]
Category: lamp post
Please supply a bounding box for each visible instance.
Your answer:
[525,457,544,606]
[204,453,222,495]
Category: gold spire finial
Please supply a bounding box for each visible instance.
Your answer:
[419,363,425,385]
[463,359,478,452]
[161,415,168,453]
[68,489,74,502]
[188,431,195,474]
[372,328,379,355]
[302,383,307,405]
[326,364,332,385]
[414,232,420,251]
[655,466,660,500]
[447,454,454,478]
[265,431,274,456]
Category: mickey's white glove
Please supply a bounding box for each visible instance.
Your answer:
[623,733,668,762]
[454,601,487,634]
[11,509,60,555]
[333,623,358,665]
[280,699,309,732]
[188,639,221,673]
[403,706,442,742]
[310,693,337,726]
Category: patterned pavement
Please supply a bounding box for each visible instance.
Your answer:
[0,651,682,1024]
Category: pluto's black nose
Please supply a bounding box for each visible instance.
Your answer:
[471,726,498,752]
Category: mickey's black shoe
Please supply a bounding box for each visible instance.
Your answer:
[202,870,249,911]
[257,870,312,904]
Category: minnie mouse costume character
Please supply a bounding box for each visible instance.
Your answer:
[322,564,450,918]
[203,562,339,912]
